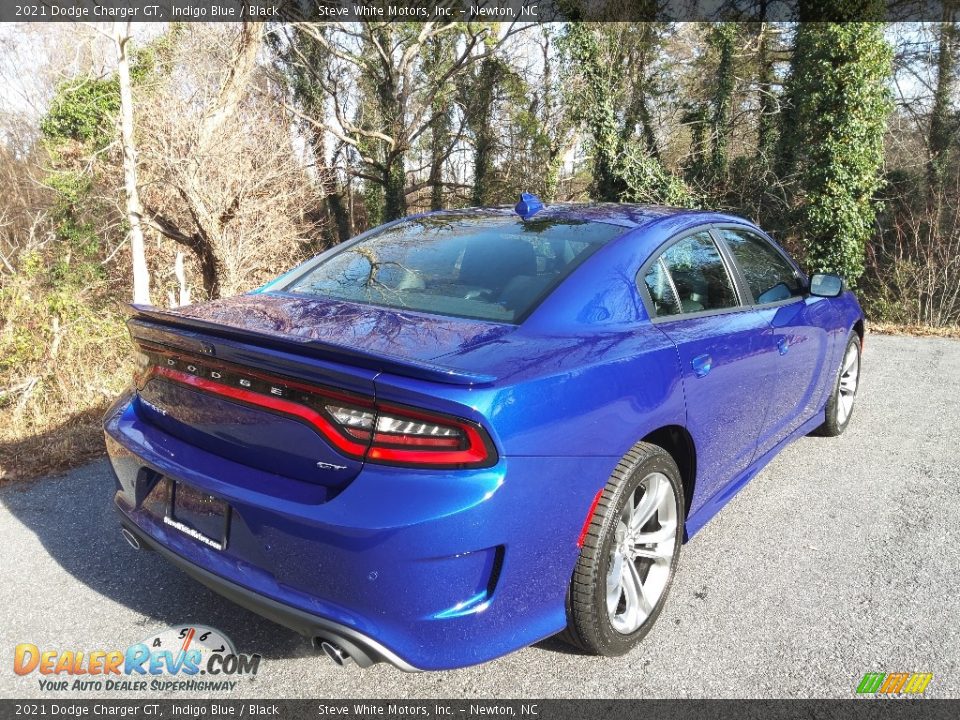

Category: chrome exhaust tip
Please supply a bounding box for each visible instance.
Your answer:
[121,528,141,550]
[318,640,353,667]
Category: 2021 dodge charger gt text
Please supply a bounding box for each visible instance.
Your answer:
[104,196,864,671]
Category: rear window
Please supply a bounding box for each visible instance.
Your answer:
[284,215,625,323]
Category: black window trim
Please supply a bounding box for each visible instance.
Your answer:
[657,257,683,317]
[637,224,750,324]
[709,223,808,310]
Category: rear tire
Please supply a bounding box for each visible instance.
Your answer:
[816,332,861,437]
[561,442,684,656]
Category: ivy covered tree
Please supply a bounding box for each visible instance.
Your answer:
[424,33,456,211]
[928,19,959,194]
[561,23,626,201]
[40,76,119,292]
[708,23,737,185]
[779,20,893,284]
[460,52,505,207]
[561,22,693,206]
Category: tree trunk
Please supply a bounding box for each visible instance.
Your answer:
[710,23,737,185]
[428,147,445,211]
[622,24,661,162]
[756,22,778,160]
[928,18,958,192]
[382,153,407,221]
[426,36,453,211]
[113,21,151,305]
[194,239,223,299]
[310,132,352,244]
[327,191,352,243]
[470,58,499,207]
[473,130,494,207]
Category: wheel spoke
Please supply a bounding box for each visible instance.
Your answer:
[843,353,857,376]
[841,393,854,417]
[606,552,623,614]
[634,521,676,546]
[623,559,652,621]
[629,476,664,531]
[632,543,674,561]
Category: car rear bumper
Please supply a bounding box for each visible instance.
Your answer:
[115,514,420,670]
[104,390,615,670]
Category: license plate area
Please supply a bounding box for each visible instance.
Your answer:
[164,482,230,551]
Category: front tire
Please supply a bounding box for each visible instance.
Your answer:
[816,332,861,437]
[562,442,684,656]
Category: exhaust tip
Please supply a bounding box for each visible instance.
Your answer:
[319,640,353,667]
[121,528,141,550]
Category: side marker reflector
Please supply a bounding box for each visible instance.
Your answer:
[577,488,605,548]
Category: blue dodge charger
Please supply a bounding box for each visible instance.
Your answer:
[105,197,864,670]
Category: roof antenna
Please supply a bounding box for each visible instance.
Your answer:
[514,192,544,219]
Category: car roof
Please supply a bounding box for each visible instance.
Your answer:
[418,203,721,230]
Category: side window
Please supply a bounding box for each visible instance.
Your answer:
[650,231,739,315]
[718,228,803,304]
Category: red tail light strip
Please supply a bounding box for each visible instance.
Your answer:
[154,365,369,457]
[139,345,496,469]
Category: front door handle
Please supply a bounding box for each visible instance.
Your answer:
[777,337,790,356]
[691,354,713,378]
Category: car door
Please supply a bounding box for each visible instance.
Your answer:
[713,226,837,456]
[640,230,781,505]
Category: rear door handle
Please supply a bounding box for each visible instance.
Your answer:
[691,354,713,378]
[777,337,790,356]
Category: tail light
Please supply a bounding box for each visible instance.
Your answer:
[325,402,493,466]
[136,344,496,469]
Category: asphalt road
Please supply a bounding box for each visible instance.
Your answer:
[2,334,959,699]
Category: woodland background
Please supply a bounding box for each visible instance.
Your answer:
[0,19,958,479]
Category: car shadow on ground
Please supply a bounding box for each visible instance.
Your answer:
[2,456,588,665]
[1,459,312,660]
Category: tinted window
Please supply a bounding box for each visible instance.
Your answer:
[719,228,802,304]
[650,232,738,316]
[285,215,624,323]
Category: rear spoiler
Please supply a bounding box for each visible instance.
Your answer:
[128,305,496,387]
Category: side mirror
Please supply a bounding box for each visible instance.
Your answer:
[809,273,844,298]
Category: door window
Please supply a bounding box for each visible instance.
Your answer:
[717,228,803,304]
[643,231,739,317]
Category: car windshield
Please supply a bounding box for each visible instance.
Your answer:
[284,214,625,323]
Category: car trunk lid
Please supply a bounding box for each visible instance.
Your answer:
[126,293,510,488]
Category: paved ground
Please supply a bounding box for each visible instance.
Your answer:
[2,334,958,699]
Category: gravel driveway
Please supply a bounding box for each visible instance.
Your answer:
[2,333,958,699]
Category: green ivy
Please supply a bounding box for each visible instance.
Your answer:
[708,23,737,184]
[561,23,694,206]
[561,23,626,201]
[780,22,893,286]
[40,77,119,149]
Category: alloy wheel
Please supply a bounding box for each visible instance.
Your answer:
[606,472,678,635]
[837,341,860,424]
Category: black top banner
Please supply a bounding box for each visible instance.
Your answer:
[1,0,957,23]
